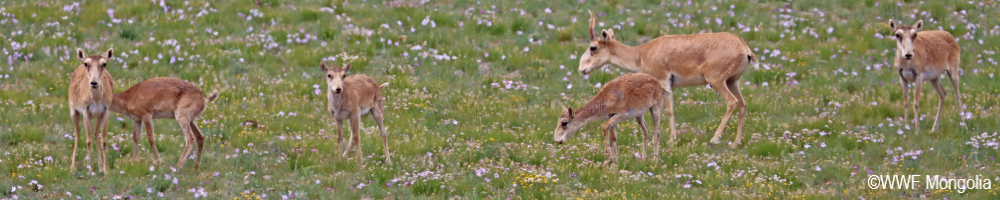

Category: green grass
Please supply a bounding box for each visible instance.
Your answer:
[1,0,1000,199]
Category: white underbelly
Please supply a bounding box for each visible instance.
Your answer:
[900,69,944,82]
[671,74,708,88]
[624,108,648,119]
[333,107,373,119]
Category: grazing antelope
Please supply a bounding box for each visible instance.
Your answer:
[68,48,115,173]
[321,61,391,164]
[888,19,963,133]
[553,73,665,162]
[578,11,757,148]
[110,77,219,169]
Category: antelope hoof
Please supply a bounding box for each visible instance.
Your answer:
[730,142,742,148]
[709,137,721,145]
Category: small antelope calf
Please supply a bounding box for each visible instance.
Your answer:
[110,77,219,169]
[68,48,115,173]
[321,61,391,164]
[888,20,963,133]
[553,73,665,163]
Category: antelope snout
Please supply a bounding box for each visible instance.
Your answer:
[904,53,913,60]
[334,88,342,93]
[90,81,98,88]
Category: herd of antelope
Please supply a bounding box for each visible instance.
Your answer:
[65,11,966,172]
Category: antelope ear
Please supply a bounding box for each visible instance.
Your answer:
[343,62,352,72]
[588,10,596,40]
[913,20,923,31]
[601,29,615,41]
[566,107,574,117]
[104,48,114,59]
[77,48,87,62]
[320,61,328,71]
[888,19,897,32]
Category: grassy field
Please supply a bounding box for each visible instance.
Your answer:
[2,0,1000,199]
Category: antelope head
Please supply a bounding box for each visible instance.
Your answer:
[321,61,351,94]
[889,19,922,61]
[77,48,113,89]
[578,10,617,75]
[553,107,584,144]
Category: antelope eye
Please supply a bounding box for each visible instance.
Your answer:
[102,63,106,68]
[327,74,333,78]
[589,46,597,51]
[895,34,901,38]
[561,121,568,126]
[342,75,347,79]
[84,63,89,67]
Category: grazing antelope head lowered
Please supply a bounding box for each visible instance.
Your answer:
[321,61,351,94]
[578,11,620,75]
[572,10,757,148]
[553,107,584,144]
[889,19,923,61]
[77,48,114,89]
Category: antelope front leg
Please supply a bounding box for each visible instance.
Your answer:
[70,111,82,170]
[660,81,677,145]
[913,74,924,133]
[898,75,911,122]
[143,117,162,164]
[601,115,628,163]
[94,111,110,173]
[81,112,94,172]
[335,119,345,151]
[343,113,363,163]
[131,120,143,160]
[650,106,663,157]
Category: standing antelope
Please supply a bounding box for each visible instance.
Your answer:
[68,48,114,173]
[578,11,758,148]
[553,73,665,162]
[888,20,963,133]
[110,77,219,169]
[321,61,391,164]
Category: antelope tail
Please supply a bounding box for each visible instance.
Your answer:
[205,90,220,103]
[748,52,759,70]
[379,82,390,88]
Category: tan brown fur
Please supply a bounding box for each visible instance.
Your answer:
[321,61,391,164]
[553,73,665,163]
[67,48,115,173]
[578,11,757,148]
[110,77,219,169]
[889,19,963,133]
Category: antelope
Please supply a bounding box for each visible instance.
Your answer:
[321,61,391,164]
[68,48,114,173]
[888,19,963,133]
[110,77,219,169]
[553,73,665,162]
[578,11,757,148]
